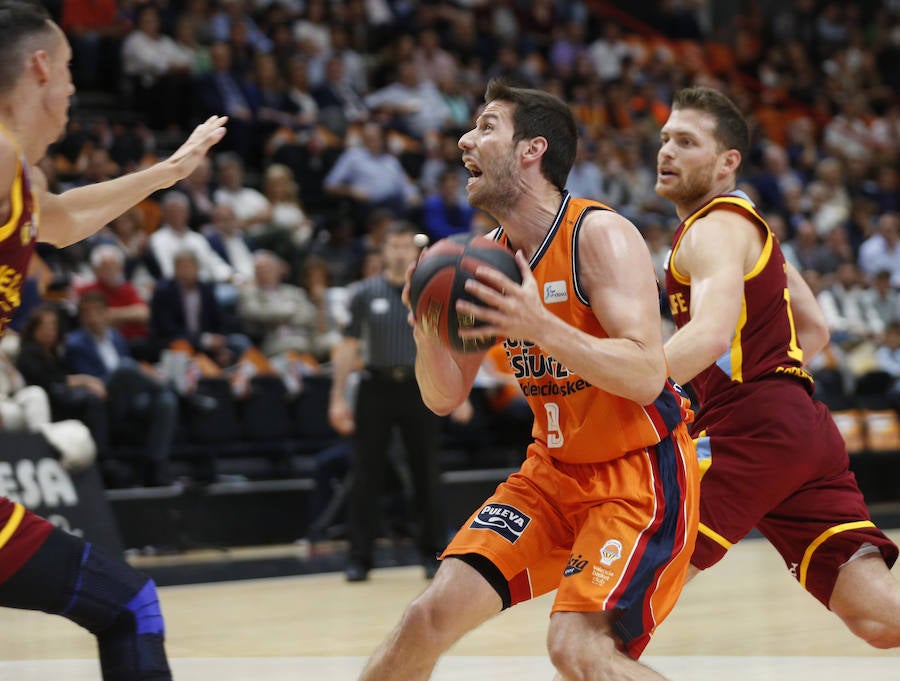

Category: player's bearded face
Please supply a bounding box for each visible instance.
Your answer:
[655,108,727,208]
[656,155,718,206]
[468,144,521,216]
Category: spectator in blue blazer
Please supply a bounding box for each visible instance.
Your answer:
[66,292,179,486]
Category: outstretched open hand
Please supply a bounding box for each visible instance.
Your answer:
[166,115,229,182]
[456,250,548,345]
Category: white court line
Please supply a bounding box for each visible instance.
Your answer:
[1,656,898,681]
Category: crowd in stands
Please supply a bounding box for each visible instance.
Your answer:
[6,0,899,487]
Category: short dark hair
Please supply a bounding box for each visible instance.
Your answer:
[484,78,578,192]
[672,87,750,164]
[0,2,54,95]
[78,290,109,310]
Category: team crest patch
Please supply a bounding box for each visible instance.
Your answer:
[543,280,568,303]
[599,539,623,567]
[20,219,36,245]
[470,503,531,543]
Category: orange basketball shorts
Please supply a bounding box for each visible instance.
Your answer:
[442,422,699,658]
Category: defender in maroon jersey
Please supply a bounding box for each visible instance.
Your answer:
[659,86,900,649]
[0,3,226,679]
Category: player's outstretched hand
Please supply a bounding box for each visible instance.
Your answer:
[165,116,228,183]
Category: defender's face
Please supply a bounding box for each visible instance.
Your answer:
[655,108,722,207]
[43,28,75,141]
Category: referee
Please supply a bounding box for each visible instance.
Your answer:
[329,221,446,582]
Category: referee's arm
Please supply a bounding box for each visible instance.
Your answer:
[328,335,361,436]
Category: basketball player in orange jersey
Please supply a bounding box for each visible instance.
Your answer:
[356,79,699,681]
[0,3,226,678]
[658,86,900,648]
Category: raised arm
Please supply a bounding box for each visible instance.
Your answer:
[36,116,227,248]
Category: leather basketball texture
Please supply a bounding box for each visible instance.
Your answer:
[409,233,520,353]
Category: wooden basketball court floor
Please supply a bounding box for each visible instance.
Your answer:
[1,531,898,681]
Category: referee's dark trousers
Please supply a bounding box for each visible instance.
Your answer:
[349,367,446,566]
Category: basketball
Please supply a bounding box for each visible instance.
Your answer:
[409,233,521,353]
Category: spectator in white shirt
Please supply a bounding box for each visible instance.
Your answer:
[212,152,271,235]
[120,4,194,130]
[149,192,235,284]
[364,61,452,139]
[202,202,256,282]
[862,270,900,331]
[237,250,327,357]
[817,261,885,345]
[859,212,900,287]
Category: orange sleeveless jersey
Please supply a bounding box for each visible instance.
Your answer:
[496,192,691,464]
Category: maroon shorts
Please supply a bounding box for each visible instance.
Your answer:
[0,496,53,584]
[691,378,898,606]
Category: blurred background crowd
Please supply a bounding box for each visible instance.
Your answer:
[7,0,900,489]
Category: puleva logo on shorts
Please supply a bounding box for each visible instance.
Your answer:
[543,280,568,303]
[599,539,623,567]
[470,503,531,543]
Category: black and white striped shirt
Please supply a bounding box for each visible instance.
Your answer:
[345,275,416,369]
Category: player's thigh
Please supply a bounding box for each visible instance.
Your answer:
[759,464,899,606]
[442,454,573,604]
[553,438,695,658]
[691,403,829,570]
[413,554,506,639]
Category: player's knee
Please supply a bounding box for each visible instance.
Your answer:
[399,595,442,640]
[546,620,616,681]
[122,577,165,637]
[397,592,456,653]
[63,544,165,638]
[546,639,595,681]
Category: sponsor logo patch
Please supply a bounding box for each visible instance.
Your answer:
[564,553,588,577]
[543,280,568,303]
[469,503,531,543]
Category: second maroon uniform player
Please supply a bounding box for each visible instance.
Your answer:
[666,190,897,603]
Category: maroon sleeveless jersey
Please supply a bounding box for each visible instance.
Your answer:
[664,192,813,408]
[0,140,38,335]
[0,129,49,583]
